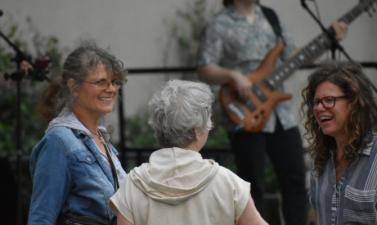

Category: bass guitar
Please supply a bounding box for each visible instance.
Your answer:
[219,0,376,132]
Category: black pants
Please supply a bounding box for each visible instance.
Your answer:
[230,119,308,225]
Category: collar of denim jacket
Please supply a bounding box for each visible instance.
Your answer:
[46,107,106,138]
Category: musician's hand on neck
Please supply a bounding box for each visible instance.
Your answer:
[332,21,348,41]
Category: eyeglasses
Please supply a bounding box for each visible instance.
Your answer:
[83,79,124,89]
[312,95,347,109]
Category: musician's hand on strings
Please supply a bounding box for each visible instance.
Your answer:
[331,21,348,41]
[230,70,252,99]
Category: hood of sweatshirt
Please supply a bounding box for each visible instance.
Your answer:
[46,108,108,139]
[129,147,219,205]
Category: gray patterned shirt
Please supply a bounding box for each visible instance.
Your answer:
[197,5,297,132]
[309,135,377,225]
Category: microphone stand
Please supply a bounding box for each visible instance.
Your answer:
[301,0,377,94]
[300,0,353,62]
[0,29,49,225]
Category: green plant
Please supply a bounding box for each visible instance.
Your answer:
[163,0,217,79]
[0,15,64,155]
[124,110,230,149]
[125,111,158,148]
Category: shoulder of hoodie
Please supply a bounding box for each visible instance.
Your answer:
[215,165,250,186]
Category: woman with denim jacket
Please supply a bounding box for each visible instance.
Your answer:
[27,42,127,225]
[302,61,377,225]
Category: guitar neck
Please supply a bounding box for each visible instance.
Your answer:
[340,0,371,24]
[263,0,376,89]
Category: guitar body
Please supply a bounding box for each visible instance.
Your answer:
[219,41,291,132]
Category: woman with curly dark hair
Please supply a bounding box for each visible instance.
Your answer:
[302,61,377,224]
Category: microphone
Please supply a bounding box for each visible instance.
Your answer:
[4,56,51,81]
[19,56,51,81]
[31,56,51,81]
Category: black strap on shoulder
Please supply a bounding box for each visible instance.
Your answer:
[260,5,283,39]
[98,129,119,191]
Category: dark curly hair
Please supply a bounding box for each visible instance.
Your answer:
[301,61,377,175]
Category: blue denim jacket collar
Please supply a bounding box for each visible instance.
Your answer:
[72,129,117,188]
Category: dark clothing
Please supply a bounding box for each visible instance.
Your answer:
[230,118,308,225]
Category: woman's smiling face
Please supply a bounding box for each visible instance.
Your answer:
[72,64,119,119]
[313,81,350,139]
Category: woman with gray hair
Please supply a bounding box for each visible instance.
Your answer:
[110,80,267,225]
[28,42,127,225]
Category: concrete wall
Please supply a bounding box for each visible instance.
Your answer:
[1,0,376,142]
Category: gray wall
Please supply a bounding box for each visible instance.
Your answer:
[1,0,376,142]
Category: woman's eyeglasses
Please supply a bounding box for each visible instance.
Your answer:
[83,79,125,89]
[312,96,347,109]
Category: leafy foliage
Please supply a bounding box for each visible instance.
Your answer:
[125,109,230,149]
[125,112,158,148]
[0,16,64,155]
[125,0,229,150]
[163,0,218,78]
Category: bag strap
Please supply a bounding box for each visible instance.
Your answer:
[97,129,119,191]
[260,5,283,40]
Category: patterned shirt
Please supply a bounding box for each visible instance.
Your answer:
[197,5,297,132]
[309,135,377,225]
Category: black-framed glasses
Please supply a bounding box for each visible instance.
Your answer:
[83,79,125,89]
[312,95,347,109]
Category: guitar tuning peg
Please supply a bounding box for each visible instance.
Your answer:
[367,6,376,16]
[367,7,375,16]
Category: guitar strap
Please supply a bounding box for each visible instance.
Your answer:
[260,5,283,41]
[98,129,119,191]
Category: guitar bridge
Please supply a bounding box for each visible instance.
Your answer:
[252,85,268,102]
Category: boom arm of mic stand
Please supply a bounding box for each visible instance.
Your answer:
[0,30,32,65]
[0,30,51,82]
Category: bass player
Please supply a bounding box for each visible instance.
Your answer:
[197,0,347,224]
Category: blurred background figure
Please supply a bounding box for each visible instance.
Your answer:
[302,61,377,225]
[28,42,127,225]
[197,0,348,224]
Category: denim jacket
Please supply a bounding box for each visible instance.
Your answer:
[28,126,126,225]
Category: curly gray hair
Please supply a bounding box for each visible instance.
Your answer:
[148,80,214,147]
